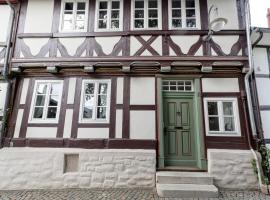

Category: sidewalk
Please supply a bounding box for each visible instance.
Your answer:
[0,188,269,200]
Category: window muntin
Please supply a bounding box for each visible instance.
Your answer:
[80,80,111,123]
[30,81,63,123]
[204,98,240,136]
[60,0,88,32]
[169,0,199,29]
[96,0,123,31]
[162,80,193,92]
[132,0,161,29]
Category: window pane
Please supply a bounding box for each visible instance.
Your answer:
[186,9,195,17]
[186,19,196,27]
[97,107,107,119]
[172,19,182,28]
[135,1,144,8]
[172,0,181,8]
[135,20,144,28]
[50,84,61,95]
[37,84,47,94]
[111,20,119,28]
[112,1,120,9]
[223,102,233,115]
[64,12,73,20]
[76,20,85,30]
[85,83,95,94]
[185,86,192,91]
[77,11,85,20]
[77,2,85,10]
[99,83,108,94]
[148,0,157,8]
[63,21,73,30]
[149,10,158,18]
[178,86,184,91]
[99,1,108,9]
[99,11,107,19]
[163,86,169,91]
[224,117,235,132]
[49,95,59,106]
[111,10,119,18]
[186,0,195,8]
[148,19,158,27]
[65,2,73,10]
[207,102,218,115]
[98,95,107,106]
[83,107,93,118]
[209,117,219,131]
[99,20,107,28]
[135,10,144,18]
[34,107,43,119]
[172,9,181,17]
[47,107,57,119]
[170,85,177,91]
[35,95,46,106]
[83,94,94,119]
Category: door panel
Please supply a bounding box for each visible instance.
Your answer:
[163,97,197,167]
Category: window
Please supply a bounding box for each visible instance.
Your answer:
[30,81,63,123]
[169,0,200,29]
[60,0,88,31]
[132,0,161,29]
[80,80,111,123]
[96,0,123,31]
[162,80,193,92]
[204,98,241,136]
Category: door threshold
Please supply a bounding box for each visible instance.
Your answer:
[157,166,207,172]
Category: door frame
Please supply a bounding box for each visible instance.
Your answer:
[157,76,207,170]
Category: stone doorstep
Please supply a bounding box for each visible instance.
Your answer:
[156,183,219,198]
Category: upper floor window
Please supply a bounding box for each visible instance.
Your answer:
[60,0,88,32]
[169,0,200,29]
[80,80,111,123]
[96,0,123,31]
[132,0,161,30]
[204,98,241,136]
[29,81,63,123]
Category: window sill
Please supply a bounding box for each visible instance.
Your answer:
[206,132,241,137]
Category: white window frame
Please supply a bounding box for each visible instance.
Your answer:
[59,0,89,32]
[79,79,111,123]
[131,0,162,30]
[95,0,123,31]
[29,80,64,124]
[204,97,241,137]
[168,0,201,30]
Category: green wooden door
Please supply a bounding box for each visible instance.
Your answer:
[163,96,197,167]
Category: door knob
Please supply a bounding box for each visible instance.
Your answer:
[175,126,183,129]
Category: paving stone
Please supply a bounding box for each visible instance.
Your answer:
[0,189,269,200]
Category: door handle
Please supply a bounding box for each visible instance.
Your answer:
[175,126,183,129]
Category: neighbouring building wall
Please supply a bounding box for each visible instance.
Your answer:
[208,149,259,190]
[0,82,8,129]
[0,5,11,65]
[0,148,156,190]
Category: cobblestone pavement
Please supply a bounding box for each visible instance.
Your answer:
[0,189,269,200]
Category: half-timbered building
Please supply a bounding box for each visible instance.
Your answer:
[0,0,261,197]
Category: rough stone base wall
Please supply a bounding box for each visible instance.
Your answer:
[0,148,156,190]
[208,149,259,190]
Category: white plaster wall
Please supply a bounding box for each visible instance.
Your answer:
[260,111,270,139]
[255,78,270,106]
[24,0,54,33]
[258,33,270,46]
[149,36,162,56]
[95,37,121,55]
[169,36,203,55]
[23,38,50,56]
[0,82,8,116]
[63,109,73,138]
[208,149,259,189]
[20,78,30,105]
[0,148,156,189]
[0,47,4,64]
[130,111,156,140]
[26,127,57,138]
[116,77,124,104]
[115,109,123,139]
[0,5,11,42]
[130,36,143,56]
[58,38,86,56]
[130,77,155,105]
[77,128,109,139]
[207,0,239,29]
[13,109,24,138]
[211,36,239,55]
[253,48,269,75]
[202,78,239,93]
[67,78,76,104]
